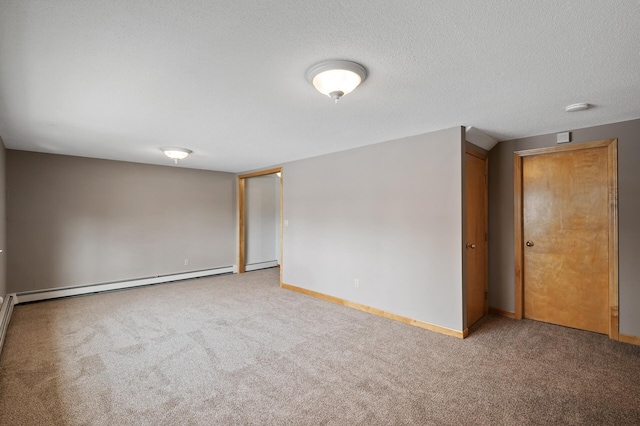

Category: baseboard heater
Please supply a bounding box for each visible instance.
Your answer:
[245,260,278,272]
[0,294,16,355]
[0,266,235,357]
[12,266,236,305]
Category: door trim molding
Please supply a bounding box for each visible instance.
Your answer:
[237,168,283,284]
[513,139,618,340]
[466,145,488,160]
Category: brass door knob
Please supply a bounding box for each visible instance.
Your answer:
[466,243,476,249]
[526,241,534,247]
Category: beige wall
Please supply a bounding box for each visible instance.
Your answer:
[245,174,279,266]
[488,118,640,338]
[7,151,236,293]
[282,127,466,331]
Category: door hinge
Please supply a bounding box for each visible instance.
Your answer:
[485,291,488,300]
[484,174,487,184]
[485,233,488,242]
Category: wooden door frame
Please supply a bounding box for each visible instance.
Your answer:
[465,145,489,328]
[513,139,618,339]
[238,167,283,284]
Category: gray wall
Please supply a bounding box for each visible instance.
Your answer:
[282,127,465,332]
[7,151,236,293]
[275,175,281,264]
[488,118,640,337]
[245,174,279,265]
[0,138,5,299]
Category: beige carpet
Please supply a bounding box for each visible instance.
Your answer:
[1,268,639,425]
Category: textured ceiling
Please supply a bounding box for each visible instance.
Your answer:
[0,1,639,172]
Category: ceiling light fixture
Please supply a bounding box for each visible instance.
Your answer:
[161,147,192,164]
[565,103,590,112]
[306,60,367,103]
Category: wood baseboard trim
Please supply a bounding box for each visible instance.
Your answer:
[489,307,516,319]
[280,283,466,339]
[619,333,640,346]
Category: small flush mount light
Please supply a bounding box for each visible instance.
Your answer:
[306,60,367,103]
[161,147,192,164]
[565,103,590,112]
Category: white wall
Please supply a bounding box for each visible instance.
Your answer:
[245,174,279,266]
[282,127,465,331]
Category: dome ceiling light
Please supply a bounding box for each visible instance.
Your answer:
[161,147,192,164]
[306,60,367,103]
[565,103,590,112]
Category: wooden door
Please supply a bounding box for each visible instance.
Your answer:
[523,147,609,334]
[465,149,488,328]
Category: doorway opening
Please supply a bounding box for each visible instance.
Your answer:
[238,168,283,284]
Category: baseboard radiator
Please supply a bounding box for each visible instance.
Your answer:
[245,260,278,272]
[0,265,235,357]
[0,294,16,355]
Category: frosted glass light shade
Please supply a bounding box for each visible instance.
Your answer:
[312,69,362,97]
[161,147,192,163]
[306,60,367,102]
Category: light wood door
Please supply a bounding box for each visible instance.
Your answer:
[465,150,488,328]
[523,147,609,334]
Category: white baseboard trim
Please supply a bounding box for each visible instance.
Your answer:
[0,294,16,355]
[245,260,278,272]
[14,266,235,304]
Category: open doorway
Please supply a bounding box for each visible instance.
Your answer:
[238,168,283,282]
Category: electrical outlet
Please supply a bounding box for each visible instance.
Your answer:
[184,258,189,266]
[354,278,359,288]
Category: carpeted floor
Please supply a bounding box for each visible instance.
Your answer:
[0,268,639,425]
